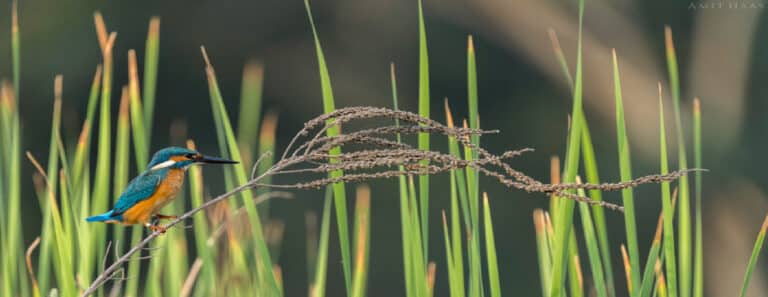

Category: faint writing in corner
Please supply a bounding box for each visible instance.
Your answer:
[689,1,766,9]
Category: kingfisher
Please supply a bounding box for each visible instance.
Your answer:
[85,147,237,233]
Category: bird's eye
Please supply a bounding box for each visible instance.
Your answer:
[185,153,197,159]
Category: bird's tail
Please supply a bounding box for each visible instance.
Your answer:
[85,210,115,222]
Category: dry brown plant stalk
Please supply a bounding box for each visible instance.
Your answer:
[82,106,695,296]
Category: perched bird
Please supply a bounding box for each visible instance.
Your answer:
[85,147,237,233]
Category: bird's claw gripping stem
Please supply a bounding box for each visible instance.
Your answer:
[149,225,167,234]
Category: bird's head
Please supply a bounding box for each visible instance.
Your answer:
[147,147,238,171]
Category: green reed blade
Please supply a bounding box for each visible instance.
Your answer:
[142,17,160,136]
[580,123,616,297]
[465,36,484,296]
[483,194,501,297]
[351,186,371,297]
[391,63,418,297]
[1,82,24,297]
[639,233,662,297]
[567,232,583,297]
[37,77,65,293]
[183,140,216,296]
[467,36,479,160]
[11,0,20,98]
[550,1,584,296]
[658,85,678,297]
[612,49,640,296]
[71,65,102,187]
[303,1,352,293]
[202,47,279,294]
[548,27,615,297]
[28,155,75,295]
[664,26,691,297]
[534,210,552,297]
[416,0,431,259]
[464,141,483,297]
[444,102,466,297]
[451,183,466,297]
[575,184,607,297]
[739,215,768,297]
[237,61,264,167]
[128,50,149,169]
[124,76,153,296]
[89,28,116,288]
[441,210,458,297]
[311,187,333,297]
[239,62,267,217]
[692,98,703,297]
[112,87,132,294]
[408,177,429,297]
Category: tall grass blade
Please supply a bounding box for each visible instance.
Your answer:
[311,187,333,297]
[466,36,479,159]
[71,65,102,187]
[29,153,76,297]
[575,178,607,297]
[620,244,633,295]
[237,61,264,166]
[89,16,117,286]
[444,101,470,229]
[407,176,429,297]
[256,112,277,197]
[391,64,417,297]
[441,211,458,297]
[351,185,371,297]
[465,36,484,297]
[658,84,678,297]
[692,98,703,297]
[739,215,768,297]
[127,50,149,169]
[142,17,160,135]
[444,101,466,297]
[534,209,552,297]
[483,193,501,297]
[303,2,352,293]
[69,65,103,294]
[550,0,584,295]
[37,76,66,294]
[201,47,279,294]
[547,28,615,297]
[580,123,615,296]
[3,3,22,294]
[112,85,131,254]
[611,49,640,295]
[417,0,431,258]
[11,0,20,97]
[547,29,573,91]
[185,140,217,296]
[124,49,151,297]
[664,26,691,297]
[639,221,663,297]
[1,83,23,297]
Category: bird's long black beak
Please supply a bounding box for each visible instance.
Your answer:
[198,155,238,164]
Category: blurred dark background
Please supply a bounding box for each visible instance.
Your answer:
[1,0,766,295]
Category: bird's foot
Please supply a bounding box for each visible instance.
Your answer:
[154,214,178,221]
[149,224,167,234]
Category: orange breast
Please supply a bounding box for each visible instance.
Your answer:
[122,169,186,225]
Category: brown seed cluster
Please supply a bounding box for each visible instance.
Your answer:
[253,106,694,212]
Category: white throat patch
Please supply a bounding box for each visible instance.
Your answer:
[150,160,176,171]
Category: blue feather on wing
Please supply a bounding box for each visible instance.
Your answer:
[85,169,166,222]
